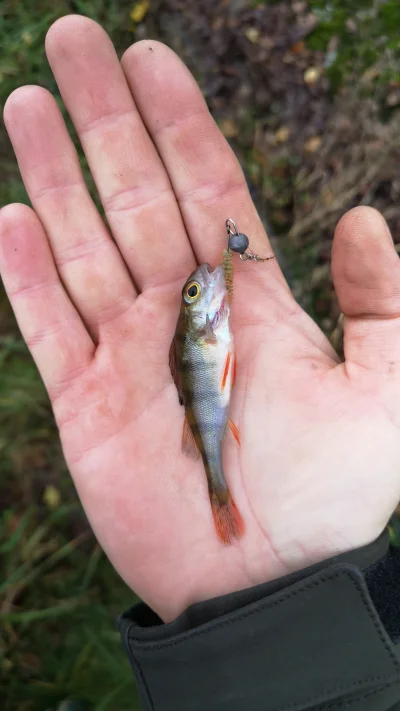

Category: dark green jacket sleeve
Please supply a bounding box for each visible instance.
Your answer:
[118,530,400,710]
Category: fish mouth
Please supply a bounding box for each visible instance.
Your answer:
[204,263,224,277]
[186,262,225,289]
[196,263,223,281]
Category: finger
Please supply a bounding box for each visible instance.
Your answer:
[121,41,289,299]
[3,86,136,342]
[45,16,195,293]
[0,203,94,399]
[331,206,400,373]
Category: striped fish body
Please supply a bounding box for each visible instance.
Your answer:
[170,263,243,543]
[178,308,234,496]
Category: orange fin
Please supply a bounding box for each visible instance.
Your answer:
[221,353,231,392]
[232,355,237,388]
[228,418,241,446]
[182,417,201,460]
[211,493,245,544]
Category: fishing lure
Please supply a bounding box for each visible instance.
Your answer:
[222,218,275,301]
[225,218,275,262]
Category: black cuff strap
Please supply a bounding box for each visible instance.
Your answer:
[118,531,400,711]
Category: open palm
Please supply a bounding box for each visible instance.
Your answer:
[2,16,400,622]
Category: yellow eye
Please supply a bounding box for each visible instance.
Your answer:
[184,281,201,303]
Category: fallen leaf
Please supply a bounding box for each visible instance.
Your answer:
[304,135,322,153]
[245,27,260,44]
[220,119,239,138]
[43,485,61,510]
[291,41,305,54]
[21,31,34,46]
[130,0,150,24]
[304,67,322,85]
[275,126,290,143]
[387,90,400,107]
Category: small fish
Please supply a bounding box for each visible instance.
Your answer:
[170,263,244,544]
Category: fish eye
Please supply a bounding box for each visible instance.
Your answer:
[184,281,201,303]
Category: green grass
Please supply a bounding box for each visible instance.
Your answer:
[0,314,141,708]
[0,2,142,709]
[253,0,400,94]
[307,0,400,92]
[1,503,139,710]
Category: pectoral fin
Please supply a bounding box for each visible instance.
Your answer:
[221,353,231,392]
[232,355,237,388]
[228,418,241,446]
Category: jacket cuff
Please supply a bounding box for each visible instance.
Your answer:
[118,530,400,711]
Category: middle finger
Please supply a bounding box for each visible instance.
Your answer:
[45,15,195,293]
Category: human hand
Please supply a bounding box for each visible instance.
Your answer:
[1,15,400,623]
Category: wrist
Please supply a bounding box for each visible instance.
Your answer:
[153,527,390,623]
[266,522,388,584]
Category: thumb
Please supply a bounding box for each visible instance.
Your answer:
[331,206,400,373]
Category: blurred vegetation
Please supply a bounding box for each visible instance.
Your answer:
[308,0,400,90]
[1,0,400,709]
[1,3,140,710]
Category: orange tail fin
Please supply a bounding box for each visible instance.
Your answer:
[211,493,245,544]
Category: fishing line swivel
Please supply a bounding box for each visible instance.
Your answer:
[225,218,275,263]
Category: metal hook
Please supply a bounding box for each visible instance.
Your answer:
[226,218,239,237]
[225,217,275,263]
